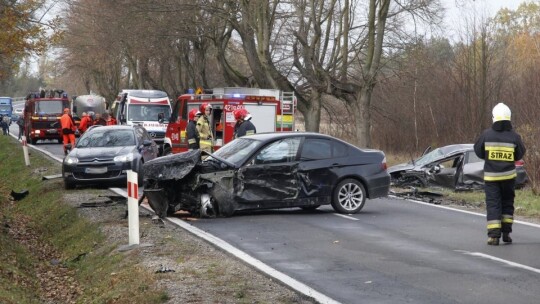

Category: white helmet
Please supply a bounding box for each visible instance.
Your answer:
[492,102,511,122]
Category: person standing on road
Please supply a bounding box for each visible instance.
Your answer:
[17,115,24,140]
[196,103,213,155]
[93,113,107,126]
[474,102,526,246]
[186,109,201,150]
[233,109,256,139]
[2,114,11,135]
[0,115,6,135]
[78,112,92,134]
[60,108,77,155]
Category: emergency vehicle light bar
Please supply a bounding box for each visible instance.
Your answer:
[190,93,276,101]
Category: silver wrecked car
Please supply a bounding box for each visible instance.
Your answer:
[387,144,528,189]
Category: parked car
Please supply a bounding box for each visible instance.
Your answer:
[143,132,390,218]
[62,125,159,189]
[387,144,528,189]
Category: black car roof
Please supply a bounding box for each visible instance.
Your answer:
[241,132,375,152]
[244,132,338,142]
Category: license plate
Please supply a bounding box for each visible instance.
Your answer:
[47,129,57,134]
[85,167,107,174]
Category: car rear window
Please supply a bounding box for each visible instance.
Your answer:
[301,139,331,160]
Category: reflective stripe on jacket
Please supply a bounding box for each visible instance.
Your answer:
[474,122,526,181]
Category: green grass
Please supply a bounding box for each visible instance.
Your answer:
[439,187,540,217]
[0,135,168,303]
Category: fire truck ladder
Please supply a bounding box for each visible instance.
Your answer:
[279,91,296,131]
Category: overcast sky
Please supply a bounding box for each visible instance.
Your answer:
[437,0,528,39]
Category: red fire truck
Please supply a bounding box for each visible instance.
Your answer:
[23,91,70,144]
[163,87,296,155]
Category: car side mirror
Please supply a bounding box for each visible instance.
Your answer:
[142,139,152,147]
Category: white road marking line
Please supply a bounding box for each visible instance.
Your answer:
[390,195,540,229]
[111,188,341,304]
[455,250,540,275]
[334,213,359,221]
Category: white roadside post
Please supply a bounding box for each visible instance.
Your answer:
[127,170,140,245]
[21,135,30,166]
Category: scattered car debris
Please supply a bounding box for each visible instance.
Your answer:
[42,174,63,180]
[390,187,444,204]
[388,144,528,190]
[71,253,87,262]
[155,264,175,273]
[10,189,29,201]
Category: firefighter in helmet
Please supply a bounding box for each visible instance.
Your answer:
[60,108,77,155]
[187,108,201,150]
[474,102,526,245]
[233,108,256,138]
[196,103,213,154]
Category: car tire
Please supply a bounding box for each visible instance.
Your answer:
[26,135,34,145]
[57,138,62,144]
[64,179,75,190]
[331,178,366,214]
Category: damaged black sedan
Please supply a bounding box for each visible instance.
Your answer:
[388,144,528,189]
[143,132,390,218]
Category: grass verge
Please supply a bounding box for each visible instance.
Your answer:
[0,136,168,303]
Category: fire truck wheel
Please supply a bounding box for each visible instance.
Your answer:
[27,136,34,145]
[57,138,62,144]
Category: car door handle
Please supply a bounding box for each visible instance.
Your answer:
[332,163,341,167]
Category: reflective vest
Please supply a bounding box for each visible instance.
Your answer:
[474,122,526,181]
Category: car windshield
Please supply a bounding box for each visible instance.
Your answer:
[128,104,171,122]
[414,148,445,166]
[77,129,135,148]
[211,138,261,165]
[35,100,64,114]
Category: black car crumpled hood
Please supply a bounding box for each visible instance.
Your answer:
[143,149,201,181]
[72,146,135,161]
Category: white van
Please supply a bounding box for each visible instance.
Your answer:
[111,89,172,155]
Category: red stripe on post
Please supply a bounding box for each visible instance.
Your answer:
[128,181,132,198]
[134,182,138,199]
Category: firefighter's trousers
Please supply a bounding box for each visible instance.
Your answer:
[199,139,213,156]
[63,134,76,154]
[485,179,515,238]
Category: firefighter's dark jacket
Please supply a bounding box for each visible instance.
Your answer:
[186,120,200,149]
[234,120,256,138]
[474,121,526,181]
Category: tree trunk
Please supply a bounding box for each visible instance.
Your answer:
[353,87,373,148]
[303,90,322,132]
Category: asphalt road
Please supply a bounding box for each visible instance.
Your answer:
[10,114,540,304]
[188,201,540,304]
